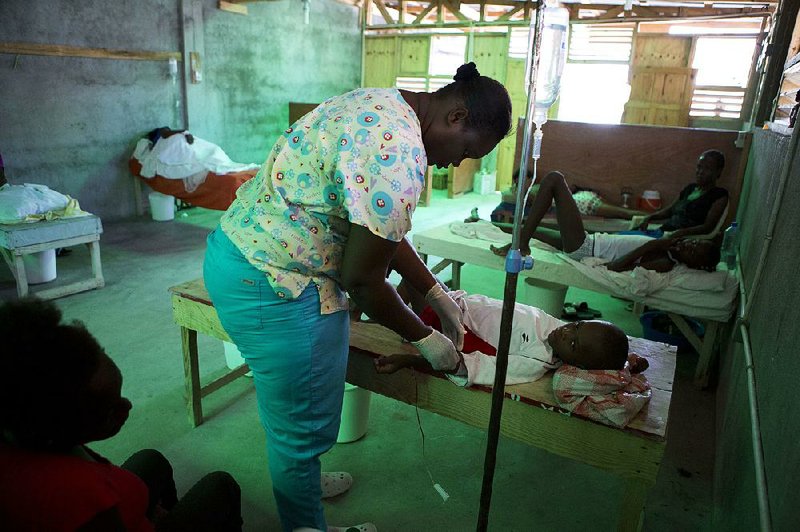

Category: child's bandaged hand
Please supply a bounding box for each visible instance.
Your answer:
[411,329,460,371]
[425,283,465,350]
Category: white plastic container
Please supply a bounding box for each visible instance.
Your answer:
[526,1,570,123]
[148,192,175,221]
[22,249,57,284]
[223,341,245,369]
[473,170,497,195]
[337,384,371,443]
[522,278,568,318]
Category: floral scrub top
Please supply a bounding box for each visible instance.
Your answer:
[220,88,427,314]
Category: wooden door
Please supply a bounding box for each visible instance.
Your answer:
[363,36,398,88]
[623,67,697,126]
[622,35,695,126]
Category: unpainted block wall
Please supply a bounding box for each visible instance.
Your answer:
[0,0,361,219]
[714,128,800,530]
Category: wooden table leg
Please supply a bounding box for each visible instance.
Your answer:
[451,261,462,290]
[13,251,29,298]
[694,321,720,388]
[181,326,203,427]
[88,240,105,287]
[618,477,649,532]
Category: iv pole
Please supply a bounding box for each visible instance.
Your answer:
[476,2,546,530]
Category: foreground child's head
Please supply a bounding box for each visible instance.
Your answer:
[0,299,132,451]
[547,320,629,370]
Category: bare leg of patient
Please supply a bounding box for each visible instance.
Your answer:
[491,171,586,255]
[595,203,646,220]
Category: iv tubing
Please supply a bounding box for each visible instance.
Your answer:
[476,3,546,530]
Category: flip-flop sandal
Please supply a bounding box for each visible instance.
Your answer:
[321,471,353,498]
[561,303,579,320]
[576,302,602,319]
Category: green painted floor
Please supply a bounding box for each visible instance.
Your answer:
[0,189,715,531]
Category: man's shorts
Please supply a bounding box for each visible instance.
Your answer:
[566,232,594,261]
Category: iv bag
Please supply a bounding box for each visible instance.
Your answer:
[525,2,569,121]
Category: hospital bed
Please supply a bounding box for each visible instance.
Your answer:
[169,278,676,531]
[413,223,738,387]
[129,158,257,213]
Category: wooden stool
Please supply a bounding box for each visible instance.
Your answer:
[0,215,104,300]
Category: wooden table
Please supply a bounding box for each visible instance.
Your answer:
[0,215,104,299]
[414,223,729,387]
[169,278,676,531]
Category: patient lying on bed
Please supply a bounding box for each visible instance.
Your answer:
[490,171,721,273]
[129,127,259,211]
[374,292,651,427]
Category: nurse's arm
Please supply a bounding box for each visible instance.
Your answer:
[389,237,442,296]
[340,224,433,343]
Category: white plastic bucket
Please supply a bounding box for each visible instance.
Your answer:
[223,341,252,377]
[148,192,175,221]
[223,341,245,369]
[22,249,57,284]
[337,384,371,443]
[522,278,568,318]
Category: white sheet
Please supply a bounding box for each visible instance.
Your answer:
[0,183,88,224]
[132,135,260,181]
[420,223,738,322]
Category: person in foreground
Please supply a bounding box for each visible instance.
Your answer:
[372,292,651,428]
[203,62,512,531]
[0,298,242,531]
[490,171,721,273]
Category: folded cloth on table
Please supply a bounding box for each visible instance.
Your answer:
[449,220,509,243]
[0,183,88,224]
[552,358,652,428]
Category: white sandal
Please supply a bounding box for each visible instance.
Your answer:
[321,471,353,498]
[327,523,377,532]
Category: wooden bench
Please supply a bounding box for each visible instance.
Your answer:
[170,278,676,531]
[0,215,104,299]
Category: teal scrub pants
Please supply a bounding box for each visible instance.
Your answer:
[204,228,348,531]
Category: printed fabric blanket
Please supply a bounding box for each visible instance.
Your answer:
[552,359,651,428]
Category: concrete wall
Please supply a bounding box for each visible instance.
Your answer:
[0,0,361,219]
[714,128,800,530]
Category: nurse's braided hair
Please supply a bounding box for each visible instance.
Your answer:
[0,298,103,450]
[436,62,513,142]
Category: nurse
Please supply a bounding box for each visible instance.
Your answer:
[203,62,512,532]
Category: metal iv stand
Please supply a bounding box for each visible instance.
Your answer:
[476,2,547,530]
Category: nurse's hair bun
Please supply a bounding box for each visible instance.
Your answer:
[454,62,481,82]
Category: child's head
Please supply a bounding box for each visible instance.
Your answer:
[547,320,629,370]
[0,299,132,451]
[670,238,721,271]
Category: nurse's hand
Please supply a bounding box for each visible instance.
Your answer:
[411,329,460,371]
[425,283,465,350]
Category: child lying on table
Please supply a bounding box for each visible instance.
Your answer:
[490,171,721,273]
[373,292,651,428]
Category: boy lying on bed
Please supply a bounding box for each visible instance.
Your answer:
[372,291,651,427]
[489,171,721,273]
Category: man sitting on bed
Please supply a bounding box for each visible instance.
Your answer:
[372,291,651,427]
[490,171,721,273]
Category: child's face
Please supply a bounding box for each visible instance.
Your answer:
[547,320,625,370]
[76,354,133,443]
